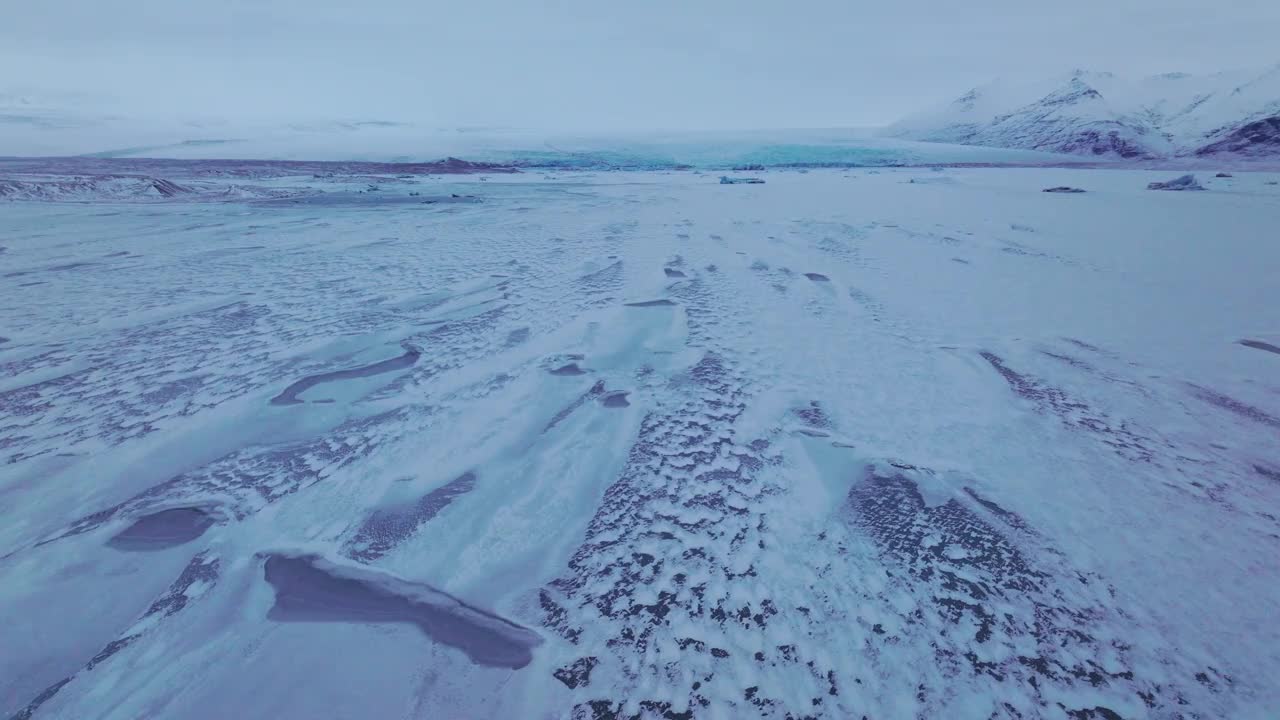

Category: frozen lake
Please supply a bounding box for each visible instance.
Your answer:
[2,166,1279,718]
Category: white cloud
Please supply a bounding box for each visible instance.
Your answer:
[3,0,1278,129]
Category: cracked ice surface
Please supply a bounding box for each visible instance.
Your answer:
[2,167,1280,719]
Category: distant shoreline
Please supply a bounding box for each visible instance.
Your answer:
[4,154,1279,175]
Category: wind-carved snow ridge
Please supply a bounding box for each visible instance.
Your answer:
[9,552,221,720]
[1,167,1277,719]
[980,351,1158,463]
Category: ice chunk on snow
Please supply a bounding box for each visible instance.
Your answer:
[1147,174,1205,191]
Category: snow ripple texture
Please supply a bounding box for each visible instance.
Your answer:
[2,167,1279,719]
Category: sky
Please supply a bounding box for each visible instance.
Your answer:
[3,0,1280,131]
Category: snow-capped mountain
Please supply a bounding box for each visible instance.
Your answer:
[887,65,1280,159]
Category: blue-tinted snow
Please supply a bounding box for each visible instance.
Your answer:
[2,166,1279,719]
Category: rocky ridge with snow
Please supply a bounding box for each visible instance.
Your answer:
[887,66,1280,159]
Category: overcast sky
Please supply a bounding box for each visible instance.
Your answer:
[4,0,1279,130]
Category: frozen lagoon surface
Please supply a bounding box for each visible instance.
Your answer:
[2,167,1279,719]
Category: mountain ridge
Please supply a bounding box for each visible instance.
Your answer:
[887,65,1280,159]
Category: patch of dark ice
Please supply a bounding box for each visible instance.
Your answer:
[271,348,420,405]
[263,553,541,669]
[107,507,216,551]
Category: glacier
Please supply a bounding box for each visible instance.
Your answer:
[2,164,1280,719]
[0,102,1087,169]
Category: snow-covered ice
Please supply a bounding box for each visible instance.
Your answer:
[3,166,1280,719]
[1146,174,1206,192]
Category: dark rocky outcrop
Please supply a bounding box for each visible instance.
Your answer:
[1195,116,1280,157]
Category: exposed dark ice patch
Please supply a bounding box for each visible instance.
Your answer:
[796,427,830,438]
[1063,707,1124,720]
[962,487,1032,533]
[951,257,971,264]
[0,368,90,438]
[539,353,791,715]
[601,391,630,408]
[8,677,74,720]
[1189,384,1280,429]
[47,262,99,272]
[545,380,607,432]
[106,507,215,551]
[46,406,419,547]
[36,501,127,549]
[347,472,477,562]
[554,656,599,689]
[199,245,266,259]
[847,287,884,323]
[624,299,677,307]
[1043,186,1086,193]
[803,273,830,282]
[262,553,541,669]
[847,469,1209,715]
[1040,350,1096,372]
[1063,337,1102,353]
[981,351,1155,461]
[983,352,1061,404]
[91,552,221,669]
[849,471,1042,624]
[1255,464,1280,482]
[37,289,525,536]
[270,348,420,405]
[1239,339,1280,356]
[550,363,587,376]
[3,261,100,279]
[794,401,831,428]
[1000,243,1052,259]
[664,268,687,278]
